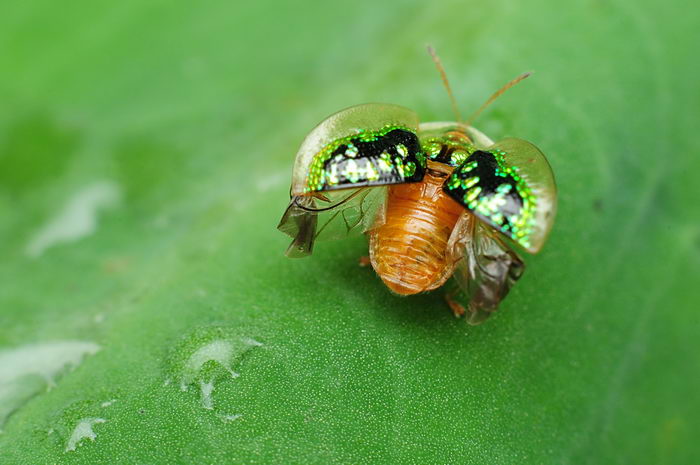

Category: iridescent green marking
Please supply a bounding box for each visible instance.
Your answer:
[415,151,427,168]
[378,152,393,172]
[447,175,461,190]
[460,160,478,173]
[420,136,477,166]
[444,148,537,249]
[366,161,379,181]
[464,186,482,204]
[450,149,469,166]
[497,183,512,194]
[491,149,536,247]
[304,125,423,192]
[394,157,404,177]
[396,144,408,158]
[358,131,379,142]
[345,144,358,158]
[326,164,338,185]
[424,141,442,159]
[461,176,479,189]
[344,159,360,183]
[404,161,416,177]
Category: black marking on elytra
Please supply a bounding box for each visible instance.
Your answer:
[443,150,524,233]
[321,129,425,190]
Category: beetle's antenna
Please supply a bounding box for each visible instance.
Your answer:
[464,72,532,128]
[427,45,463,123]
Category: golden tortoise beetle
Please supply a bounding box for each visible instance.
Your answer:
[278,49,557,324]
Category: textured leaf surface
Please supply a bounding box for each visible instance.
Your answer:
[0,1,698,464]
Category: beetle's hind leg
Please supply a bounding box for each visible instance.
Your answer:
[444,285,493,325]
[445,289,466,318]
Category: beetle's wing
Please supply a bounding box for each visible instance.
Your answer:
[290,103,426,195]
[280,103,425,257]
[278,187,387,257]
[443,138,556,253]
[446,213,525,324]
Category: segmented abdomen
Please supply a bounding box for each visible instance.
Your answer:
[369,171,464,295]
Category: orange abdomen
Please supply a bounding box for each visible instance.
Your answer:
[369,169,464,295]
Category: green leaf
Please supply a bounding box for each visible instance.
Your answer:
[0,0,698,464]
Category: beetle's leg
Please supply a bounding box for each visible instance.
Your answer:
[445,285,494,325]
[358,256,371,267]
[445,289,466,318]
[310,191,330,202]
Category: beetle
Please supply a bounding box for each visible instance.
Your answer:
[278,48,557,324]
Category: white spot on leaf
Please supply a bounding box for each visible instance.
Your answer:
[26,181,121,258]
[100,399,117,408]
[199,380,215,410]
[174,337,263,411]
[241,337,263,347]
[0,341,100,429]
[181,340,241,384]
[65,418,106,452]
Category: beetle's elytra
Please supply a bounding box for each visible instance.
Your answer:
[278,50,557,324]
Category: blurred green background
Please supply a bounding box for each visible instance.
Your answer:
[1,0,698,464]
